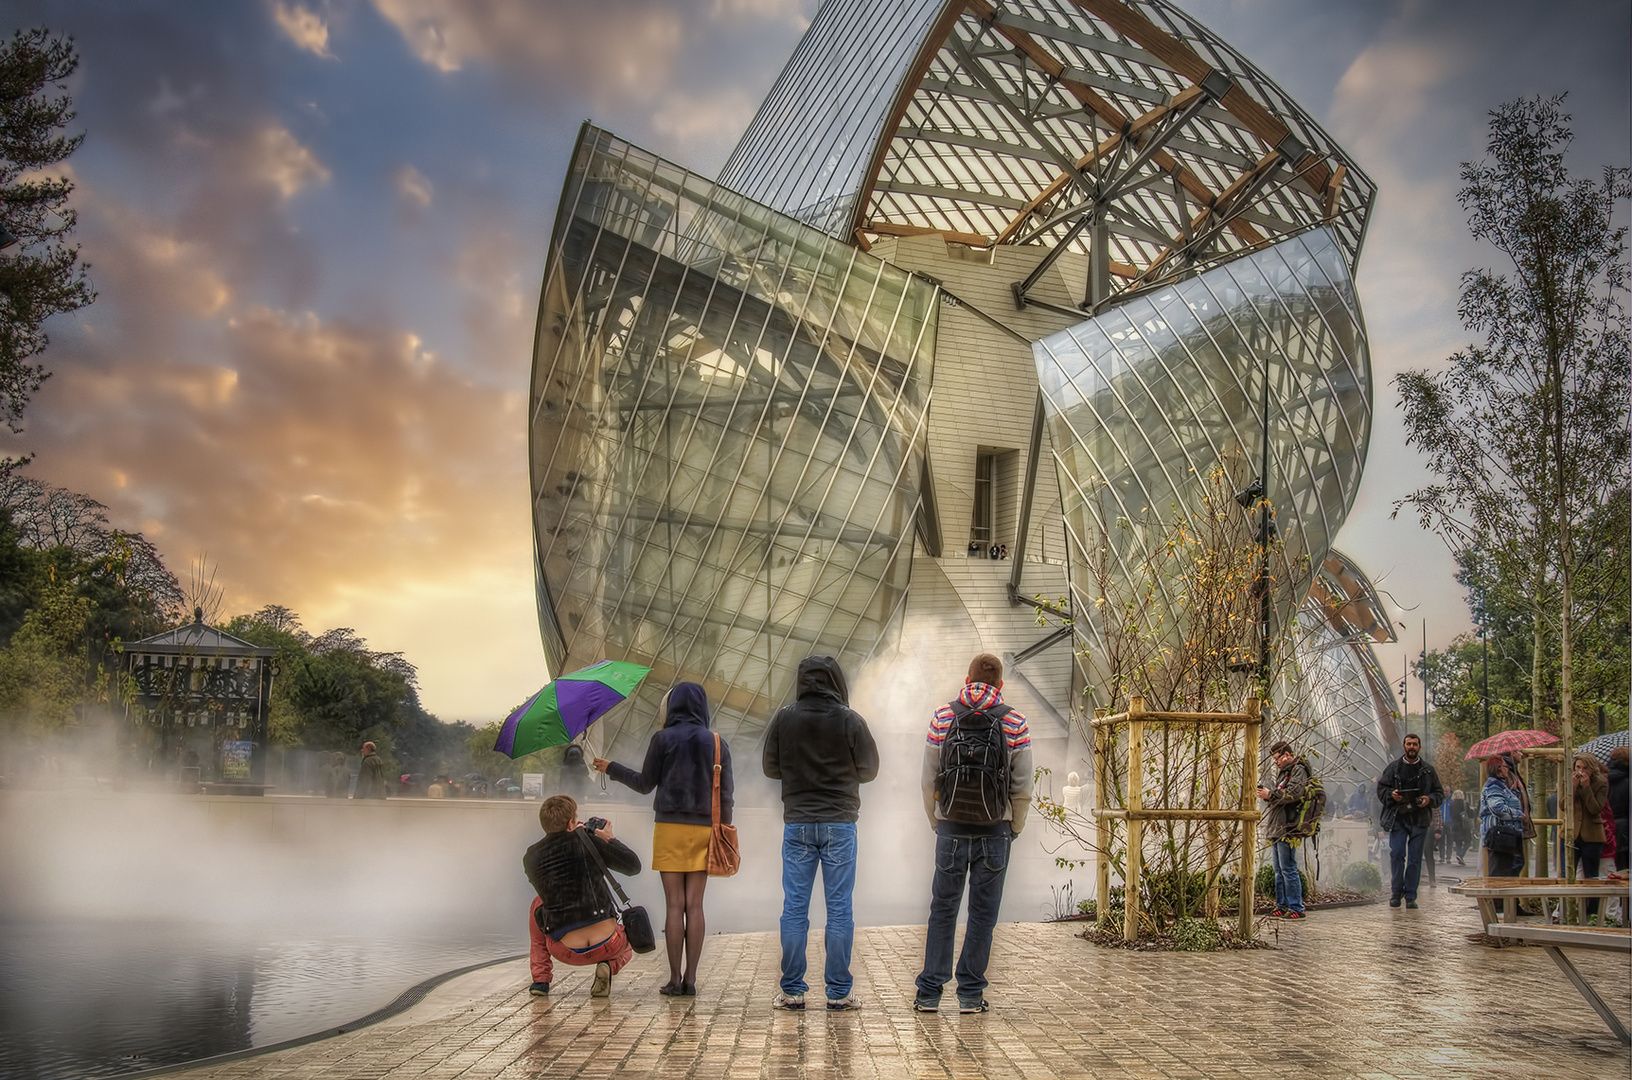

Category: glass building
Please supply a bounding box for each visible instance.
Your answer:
[532,0,1397,765]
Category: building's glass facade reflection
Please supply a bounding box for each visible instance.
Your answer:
[1033,227,1370,680]
[532,128,936,752]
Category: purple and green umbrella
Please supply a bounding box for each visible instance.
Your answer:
[494,661,652,759]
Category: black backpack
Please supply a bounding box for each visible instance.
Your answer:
[936,702,1011,824]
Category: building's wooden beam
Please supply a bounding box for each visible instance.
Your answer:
[993,84,1205,246]
[864,220,993,248]
[964,0,1262,248]
[1069,0,1335,195]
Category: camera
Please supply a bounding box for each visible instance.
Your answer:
[582,816,609,833]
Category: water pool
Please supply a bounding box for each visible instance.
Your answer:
[0,917,519,1079]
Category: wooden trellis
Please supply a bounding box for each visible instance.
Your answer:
[1092,696,1263,942]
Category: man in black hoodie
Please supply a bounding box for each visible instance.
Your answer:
[762,655,879,1011]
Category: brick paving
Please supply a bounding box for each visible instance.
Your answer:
[173,892,1629,1080]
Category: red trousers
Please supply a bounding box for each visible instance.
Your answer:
[529,896,633,984]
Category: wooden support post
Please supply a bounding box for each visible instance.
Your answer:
[1124,697,1146,942]
[1093,708,1110,924]
[1205,728,1223,919]
[1238,697,1261,940]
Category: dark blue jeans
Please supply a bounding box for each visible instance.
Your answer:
[778,823,857,999]
[1270,838,1304,913]
[1389,817,1429,901]
[914,830,1010,1005]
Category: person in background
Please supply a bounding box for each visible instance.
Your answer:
[1448,789,1472,866]
[1375,734,1444,909]
[353,741,388,799]
[1570,753,1609,918]
[1608,747,1630,874]
[1479,755,1526,878]
[763,655,879,1012]
[595,682,733,997]
[523,794,640,998]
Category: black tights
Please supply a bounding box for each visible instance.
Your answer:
[660,870,708,987]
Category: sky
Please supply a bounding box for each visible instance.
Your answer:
[2,0,1627,724]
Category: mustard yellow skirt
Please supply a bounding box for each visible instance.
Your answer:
[652,822,711,872]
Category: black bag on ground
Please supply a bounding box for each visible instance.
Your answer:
[1484,822,1523,856]
[936,702,1011,824]
[575,828,657,953]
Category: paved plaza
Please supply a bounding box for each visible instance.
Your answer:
[174,892,1629,1080]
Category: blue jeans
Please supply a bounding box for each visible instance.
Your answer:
[779,822,858,999]
[1389,817,1429,901]
[915,830,1011,1004]
[1270,838,1304,913]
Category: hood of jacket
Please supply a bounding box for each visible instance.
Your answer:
[796,655,848,704]
[663,681,711,728]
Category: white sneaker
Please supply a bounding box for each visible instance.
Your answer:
[772,991,805,1011]
[826,993,859,1011]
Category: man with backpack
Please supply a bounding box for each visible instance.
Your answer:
[1257,740,1317,919]
[913,653,1032,1015]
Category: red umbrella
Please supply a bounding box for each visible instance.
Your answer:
[1464,729,1559,759]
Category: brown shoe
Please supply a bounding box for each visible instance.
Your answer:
[591,962,612,997]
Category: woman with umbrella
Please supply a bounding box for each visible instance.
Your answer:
[594,682,732,996]
[1480,755,1527,877]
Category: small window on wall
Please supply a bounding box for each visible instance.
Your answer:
[969,451,994,556]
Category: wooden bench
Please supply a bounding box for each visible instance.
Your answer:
[1484,923,1630,1044]
[1449,876,1627,928]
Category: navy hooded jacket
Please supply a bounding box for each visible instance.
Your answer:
[762,655,879,823]
[606,682,732,826]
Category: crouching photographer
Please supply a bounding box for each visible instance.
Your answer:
[524,794,642,998]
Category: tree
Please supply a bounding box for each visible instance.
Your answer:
[1395,94,1630,745]
[0,28,95,462]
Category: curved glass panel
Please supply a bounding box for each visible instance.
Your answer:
[532,128,937,756]
[1290,592,1398,785]
[718,0,947,236]
[1032,227,1370,693]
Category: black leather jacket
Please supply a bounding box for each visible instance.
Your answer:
[523,829,641,937]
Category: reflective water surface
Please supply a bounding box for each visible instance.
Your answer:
[0,917,515,1080]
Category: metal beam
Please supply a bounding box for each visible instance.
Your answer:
[1009,390,1048,593]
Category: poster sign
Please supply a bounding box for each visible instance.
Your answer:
[221,740,254,781]
[521,773,545,800]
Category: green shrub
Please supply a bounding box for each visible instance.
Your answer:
[1339,860,1383,895]
[1172,917,1226,952]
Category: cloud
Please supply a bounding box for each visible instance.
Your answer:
[250,124,332,199]
[392,163,435,209]
[370,0,683,91]
[650,87,760,147]
[272,1,335,58]
[16,306,526,612]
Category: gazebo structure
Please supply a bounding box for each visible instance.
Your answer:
[124,609,277,792]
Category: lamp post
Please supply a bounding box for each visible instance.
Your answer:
[1481,625,1490,740]
[1232,342,1275,705]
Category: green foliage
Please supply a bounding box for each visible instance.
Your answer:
[1172,917,1226,952]
[0,28,96,452]
[1339,861,1383,895]
[0,568,89,730]
[1395,95,1630,735]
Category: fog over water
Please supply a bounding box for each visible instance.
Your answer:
[0,633,1093,1076]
